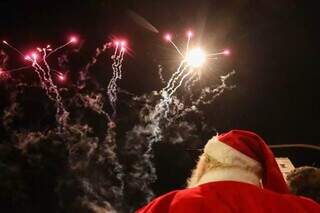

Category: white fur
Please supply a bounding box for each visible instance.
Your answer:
[204,136,262,174]
[197,167,262,187]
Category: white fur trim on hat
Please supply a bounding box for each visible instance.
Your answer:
[204,136,262,174]
[197,167,262,187]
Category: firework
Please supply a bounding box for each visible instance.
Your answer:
[161,30,230,112]
[145,30,231,144]
[2,37,77,126]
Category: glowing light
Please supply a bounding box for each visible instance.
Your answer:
[187,30,193,38]
[24,55,31,61]
[69,36,77,43]
[2,40,8,44]
[31,52,38,60]
[164,34,172,41]
[185,48,206,68]
[114,41,120,46]
[58,73,66,81]
[120,40,126,47]
[0,68,9,80]
[223,49,230,55]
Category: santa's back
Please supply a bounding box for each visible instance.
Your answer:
[137,181,320,213]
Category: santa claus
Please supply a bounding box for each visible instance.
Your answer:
[136,130,320,212]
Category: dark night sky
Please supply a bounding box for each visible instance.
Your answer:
[1,0,319,183]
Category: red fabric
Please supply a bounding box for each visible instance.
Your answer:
[217,130,289,193]
[136,181,320,213]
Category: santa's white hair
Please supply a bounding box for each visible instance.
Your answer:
[187,137,263,188]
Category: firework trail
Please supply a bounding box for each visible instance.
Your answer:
[157,64,166,84]
[162,60,188,96]
[168,68,194,97]
[2,38,77,126]
[160,33,196,113]
[108,40,126,119]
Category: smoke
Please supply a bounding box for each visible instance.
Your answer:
[127,10,159,33]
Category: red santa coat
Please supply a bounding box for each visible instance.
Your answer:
[136,181,320,213]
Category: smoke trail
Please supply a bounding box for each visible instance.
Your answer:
[184,71,200,92]
[78,41,112,89]
[192,70,236,106]
[122,124,157,211]
[67,124,125,211]
[127,10,159,33]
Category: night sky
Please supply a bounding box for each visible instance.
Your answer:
[0,0,319,211]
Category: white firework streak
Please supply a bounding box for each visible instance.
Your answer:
[168,68,193,97]
[42,48,69,125]
[147,63,192,143]
[159,61,186,115]
[30,53,68,126]
[162,60,186,92]
[159,33,193,113]
[30,60,47,89]
[108,45,125,119]
[158,61,190,117]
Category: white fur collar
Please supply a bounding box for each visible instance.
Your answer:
[196,167,261,187]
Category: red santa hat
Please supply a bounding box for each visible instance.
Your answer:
[204,129,289,194]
